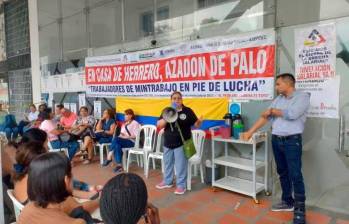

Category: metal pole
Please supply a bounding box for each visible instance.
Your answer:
[85,0,91,48]
[121,0,125,42]
[58,0,63,61]
[153,0,157,40]
[339,114,344,152]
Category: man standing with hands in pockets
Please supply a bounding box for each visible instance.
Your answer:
[241,73,310,224]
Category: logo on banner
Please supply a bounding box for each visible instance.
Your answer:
[139,52,156,60]
[123,55,128,63]
[304,29,326,47]
[179,44,187,54]
[159,49,175,57]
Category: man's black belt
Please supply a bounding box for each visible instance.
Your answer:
[272,134,301,140]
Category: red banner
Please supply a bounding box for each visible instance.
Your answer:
[85,29,275,99]
[86,46,274,85]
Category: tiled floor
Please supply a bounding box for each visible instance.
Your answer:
[73,159,349,224]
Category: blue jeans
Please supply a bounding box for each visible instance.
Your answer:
[95,132,113,144]
[50,140,79,160]
[110,137,135,164]
[163,146,188,189]
[18,120,30,135]
[73,179,90,191]
[0,125,19,140]
[272,134,305,205]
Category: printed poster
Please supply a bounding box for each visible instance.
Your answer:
[78,93,86,108]
[63,103,70,110]
[295,23,339,118]
[94,101,102,119]
[70,103,77,114]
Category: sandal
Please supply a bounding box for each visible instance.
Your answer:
[113,166,123,173]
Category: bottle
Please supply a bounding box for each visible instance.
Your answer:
[223,113,233,136]
[233,123,244,139]
[232,114,244,139]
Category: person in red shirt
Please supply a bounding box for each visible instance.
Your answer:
[60,108,78,130]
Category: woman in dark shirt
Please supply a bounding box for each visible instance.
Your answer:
[155,91,202,195]
[94,109,116,144]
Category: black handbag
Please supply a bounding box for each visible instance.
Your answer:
[59,132,79,142]
[69,206,102,224]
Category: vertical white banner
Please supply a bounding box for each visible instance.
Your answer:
[78,93,86,108]
[70,103,77,114]
[94,101,102,119]
[295,23,339,118]
[63,103,70,110]
[47,93,53,107]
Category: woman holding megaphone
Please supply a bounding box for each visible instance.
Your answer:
[156,91,202,195]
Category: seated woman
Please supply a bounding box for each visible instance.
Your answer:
[94,109,116,144]
[71,106,95,165]
[54,104,64,123]
[12,128,102,201]
[39,108,79,160]
[38,103,48,113]
[20,103,50,133]
[100,173,160,224]
[18,152,100,224]
[60,108,78,131]
[18,104,39,136]
[103,109,141,173]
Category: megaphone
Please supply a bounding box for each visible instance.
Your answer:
[162,107,178,123]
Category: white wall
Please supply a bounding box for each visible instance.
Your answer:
[89,0,123,48]
[277,0,349,27]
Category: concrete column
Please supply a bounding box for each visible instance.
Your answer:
[28,0,42,104]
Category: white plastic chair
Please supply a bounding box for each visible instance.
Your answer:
[96,122,118,165]
[47,141,69,158]
[146,129,164,178]
[187,130,206,191]
[126,125,157,174]
[7,190,24,221]
[97,141,112,165]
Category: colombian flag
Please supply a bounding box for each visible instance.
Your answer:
[115,97,228,130]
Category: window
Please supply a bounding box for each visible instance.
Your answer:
[198,0,230,9]
[4,0,30,57]
[141,11,154,37]
[141,6,169,37]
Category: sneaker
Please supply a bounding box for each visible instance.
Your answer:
[174,187,186,195]
[155,181,173,189]
[102,159,112,167]
[293,209,306,224]
[271,201,294,212]
[293,202,306,224]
